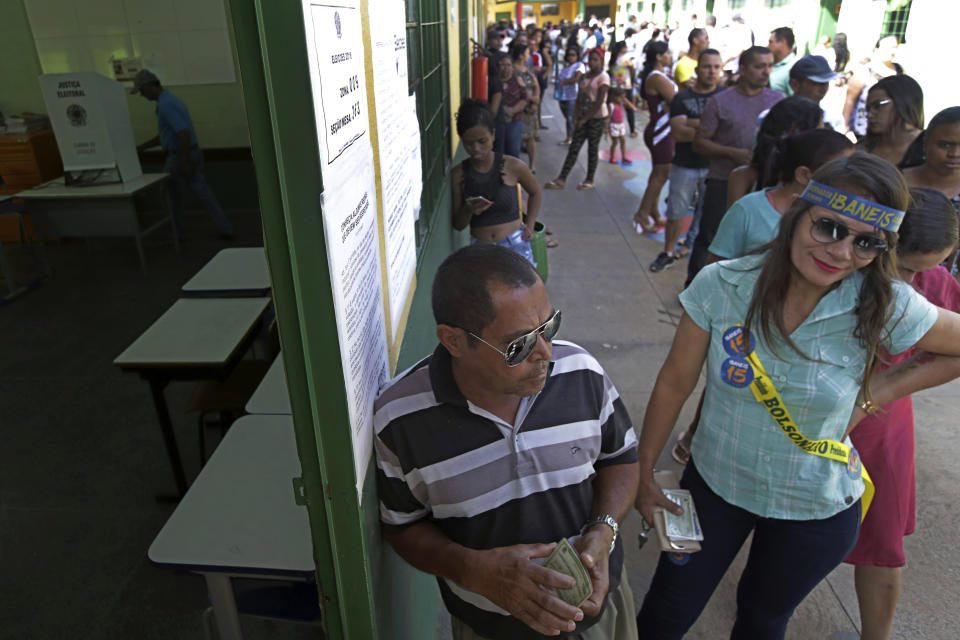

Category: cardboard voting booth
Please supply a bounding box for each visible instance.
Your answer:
[38,72,142,186]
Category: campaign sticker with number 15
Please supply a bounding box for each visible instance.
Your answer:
[722,326,755,357]
[720,357,754,388]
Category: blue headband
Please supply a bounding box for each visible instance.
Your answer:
[799,180,904,232]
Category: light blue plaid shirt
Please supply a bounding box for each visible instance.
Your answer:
[681,253,938,520]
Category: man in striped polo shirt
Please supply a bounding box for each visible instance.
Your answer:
[374,245,639,639]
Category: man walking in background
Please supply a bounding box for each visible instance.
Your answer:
[685,46,783,286]
[132,69,234,240]
[767,27,796,95]
[673,28,709,89]
[650,48,723,273]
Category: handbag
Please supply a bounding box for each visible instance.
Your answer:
[517,184,548,282]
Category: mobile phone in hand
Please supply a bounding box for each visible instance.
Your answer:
[465,196,493,207]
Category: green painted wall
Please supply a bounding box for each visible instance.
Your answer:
[0,0,250,149]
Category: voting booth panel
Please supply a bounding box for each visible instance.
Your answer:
[38,72,142,185]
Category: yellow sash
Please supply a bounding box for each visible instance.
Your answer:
[724,325,874,522]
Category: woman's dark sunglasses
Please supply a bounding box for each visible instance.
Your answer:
[808,213,888,260]
[470,309,561,367]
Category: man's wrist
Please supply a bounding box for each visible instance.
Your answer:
[580,515,619,553]
[581,524,616,556]
[452,545,482,590]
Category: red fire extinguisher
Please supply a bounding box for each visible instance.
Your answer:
[471,42,488,101]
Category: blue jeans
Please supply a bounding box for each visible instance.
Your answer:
[494,120,523,158]
[667,165,708,245]
[636,460,861,640]
[164,147,233,238]
[685,179,728,287]
[471,227,536,268]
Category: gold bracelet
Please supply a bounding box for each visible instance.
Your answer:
[857,395,880,415]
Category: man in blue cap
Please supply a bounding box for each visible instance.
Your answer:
[789,55,843,130]
[131,69,234,240]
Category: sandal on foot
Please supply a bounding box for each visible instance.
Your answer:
[545,227,554,235]
[546,239,559,248]
[576,182,595,190]
[544,180,566,190]
[671,430,691,465]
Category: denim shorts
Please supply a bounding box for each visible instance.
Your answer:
[667,165,708,221]
[471,227,537,268]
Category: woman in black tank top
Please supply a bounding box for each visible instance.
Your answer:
[452,99,543,266]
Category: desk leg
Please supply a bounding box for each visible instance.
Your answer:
[0,239,19,298]
[20,213,52,279]
[164,185,180,253]
[133,221,148,274]
[204,574,244,640]
[147,378,189,498]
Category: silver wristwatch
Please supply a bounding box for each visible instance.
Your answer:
[579,514,619,553]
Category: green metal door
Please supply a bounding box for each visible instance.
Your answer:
[226,0,457,638]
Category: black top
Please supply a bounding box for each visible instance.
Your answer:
[462,152,520,228]
[670,86,723,169]
[898,134,925,170]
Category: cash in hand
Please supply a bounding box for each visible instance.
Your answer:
[543,538,593,607]
[662,489,704,542]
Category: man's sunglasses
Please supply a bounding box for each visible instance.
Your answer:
[469,309,561,367]
[808,213,888,260]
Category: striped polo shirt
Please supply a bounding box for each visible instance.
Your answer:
[374,340,638,639]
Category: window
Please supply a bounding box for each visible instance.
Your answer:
[541,4,560,16]
[586,4,610,19]
[880,0,912,44]
[406,0,451,249]
[765,0,790,7]
[729,0,746,10]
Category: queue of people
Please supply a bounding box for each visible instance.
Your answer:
[378,13,960,640]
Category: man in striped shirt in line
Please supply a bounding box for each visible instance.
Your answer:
[373,245,640,639]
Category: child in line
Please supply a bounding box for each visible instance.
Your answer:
[608,88,638,165]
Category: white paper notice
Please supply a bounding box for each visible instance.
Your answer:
[369,0,418,340]
[407,94,423,220]
[303,0,389,496]
[306,1,368,165]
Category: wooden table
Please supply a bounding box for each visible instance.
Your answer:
[114,297,272,497]
[245,354,291,415]
[182,247,271,297]
[148,414,314,640]
[16,173,175,272]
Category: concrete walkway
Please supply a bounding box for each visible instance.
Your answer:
[531,93,959,640]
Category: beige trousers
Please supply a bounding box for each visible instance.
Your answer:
[451,565,638,640]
